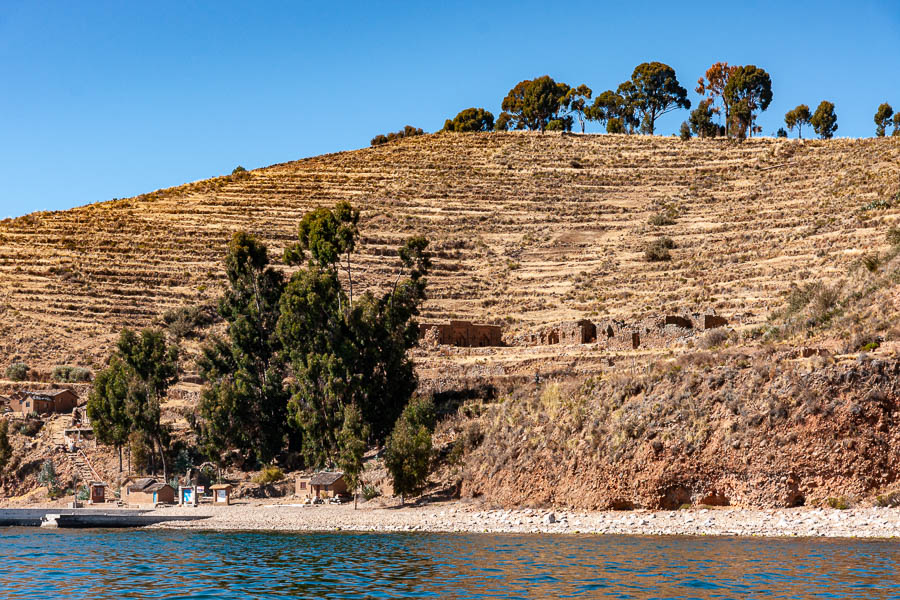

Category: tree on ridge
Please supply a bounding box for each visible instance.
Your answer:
[784,104,811,139]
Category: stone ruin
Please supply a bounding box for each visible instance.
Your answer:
[525,320,596,346]
[418,320,503,348]
[518,311,729,350]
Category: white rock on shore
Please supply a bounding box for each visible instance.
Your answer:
[145,501,900,538]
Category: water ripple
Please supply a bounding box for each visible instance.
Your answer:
[1,529,899,599]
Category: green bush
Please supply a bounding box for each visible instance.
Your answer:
[252,465,284,484]
[443,107,494,132]
[52,365,92,383]
[361,483,381,501]
[645,237,675,262]
[371,125,424,146]
[162,303,218,339]
[384,399,434,503]
[826,496,852,510]
[875,491,900,507]
[679,121,691,140]
[5,362,29,381]
[37,460,60,494]
[15,419,43,437]
[76,485,90,501]
[887,226,900,247]
[649,208,677,226]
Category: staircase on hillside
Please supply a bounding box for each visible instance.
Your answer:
[69,449,97,486]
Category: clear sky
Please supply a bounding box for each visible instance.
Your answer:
[1,0,898,218]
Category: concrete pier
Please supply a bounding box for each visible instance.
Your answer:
[0,508,209,528]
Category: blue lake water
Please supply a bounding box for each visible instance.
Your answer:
[1,528,899,599]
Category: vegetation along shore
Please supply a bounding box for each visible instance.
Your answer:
[2,61,900,528]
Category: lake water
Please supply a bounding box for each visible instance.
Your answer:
[1,528,899,599]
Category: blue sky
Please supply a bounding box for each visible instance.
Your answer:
[1,0,898,218]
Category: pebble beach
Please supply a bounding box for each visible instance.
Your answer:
[149,501,900,538]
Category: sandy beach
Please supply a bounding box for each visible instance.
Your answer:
[147,501,900,538]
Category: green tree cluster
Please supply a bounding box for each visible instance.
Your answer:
[696,62,772,139]
[196,232,288,468]
[811,101,838,139]
[621,62,690,135]
[497,75,576,132]
[188,202,431,499]
[443,108,494,132]
[88,328,179,476]
[874,103,900,137]
[784,104,811,138]
[689,99,722,138]
[384,396,435,504]
[723,65,772,138]
[371,125,424,146]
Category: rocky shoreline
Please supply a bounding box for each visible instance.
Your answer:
[148,502,900,538]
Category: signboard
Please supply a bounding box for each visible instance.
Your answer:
[216,489,227,502]
[197,486,205,495]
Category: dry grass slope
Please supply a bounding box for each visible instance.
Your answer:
[1,132,898,370]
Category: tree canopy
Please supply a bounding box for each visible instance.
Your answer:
[371,126,424,146]
[89,328,179,478]
[784,104,811,139]
[384,396,434,504]
[196,232,288,468]
[443,108,495,132]
[722,65,772,138]
[696,62,738,136]
[875,103,894,137]
[811,101,838,139]
[277,203,430,469]
[500,76,572,132]
[619,62,690,135]
[689,99,721,138]
[564,85,593,133]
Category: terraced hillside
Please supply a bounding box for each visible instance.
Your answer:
[1,132,898,371]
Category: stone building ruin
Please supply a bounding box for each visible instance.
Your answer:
[515,311,729,350]
[418,320,503,347]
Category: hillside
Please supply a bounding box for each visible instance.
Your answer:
[1,132,899,375]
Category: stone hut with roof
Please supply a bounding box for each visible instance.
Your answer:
[8,389,78,415]
[123,477,176,506]
[295,471,348,500]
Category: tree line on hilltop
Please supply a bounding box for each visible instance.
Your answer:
[373,61,900,144]
[87,202,435,503]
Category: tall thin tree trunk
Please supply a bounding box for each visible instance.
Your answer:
[118,446,122,473]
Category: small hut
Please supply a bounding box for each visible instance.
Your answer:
[89,482,107,505]
[210,483,233,505]
[295,472,348,500]
[125,478,175,506]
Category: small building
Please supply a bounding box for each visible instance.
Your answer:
[419,321,503,347]
[8,389,78,415]
[295,472,348,500]
[124,478,175,506]
[210,483,233,505]
[89,482,107,505]
[179,486,198,506]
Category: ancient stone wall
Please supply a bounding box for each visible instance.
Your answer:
[418,320,503,347]
[515,311,730,350]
